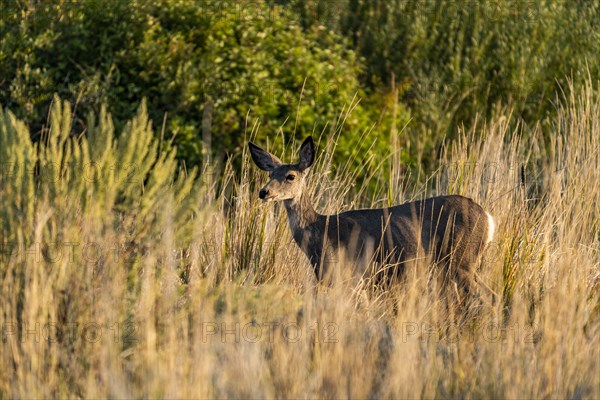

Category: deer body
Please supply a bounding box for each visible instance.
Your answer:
[249,137,495,287]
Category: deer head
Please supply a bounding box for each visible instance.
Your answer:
[248,136,315,203]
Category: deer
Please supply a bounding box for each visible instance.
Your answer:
[248,136,495,295]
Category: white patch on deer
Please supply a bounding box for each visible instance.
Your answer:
[486,212,495,244]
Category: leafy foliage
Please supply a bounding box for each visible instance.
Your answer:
[290,0,600,162]
[1,0,402,173]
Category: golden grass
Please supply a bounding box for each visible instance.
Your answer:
[0,82,599,398]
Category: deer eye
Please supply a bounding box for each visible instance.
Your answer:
[286,174,295,181]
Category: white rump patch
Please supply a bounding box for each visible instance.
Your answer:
[486,212,495,244]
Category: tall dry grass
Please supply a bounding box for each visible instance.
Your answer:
[0,81,599,398]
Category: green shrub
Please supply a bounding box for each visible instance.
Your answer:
[1,0,404,175]
[0,96,199,269]
[291,0,600,165]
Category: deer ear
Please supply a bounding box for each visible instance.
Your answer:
[248,141,282,172]
[298,136,315,171]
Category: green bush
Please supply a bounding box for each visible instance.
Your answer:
[5,0,598,186]
[0,96,199,249]
[291,0,600,163]
[1,0,405,175]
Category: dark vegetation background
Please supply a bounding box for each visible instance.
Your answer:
[1,0,599,182]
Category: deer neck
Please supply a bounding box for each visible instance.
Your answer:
[284,191,326,279]
[284,192,320,235]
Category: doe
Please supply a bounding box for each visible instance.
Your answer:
[249,136,495,293]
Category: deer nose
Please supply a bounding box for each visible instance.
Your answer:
[259,189,269,199]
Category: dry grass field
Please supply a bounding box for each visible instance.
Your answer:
[1,82,599,398]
